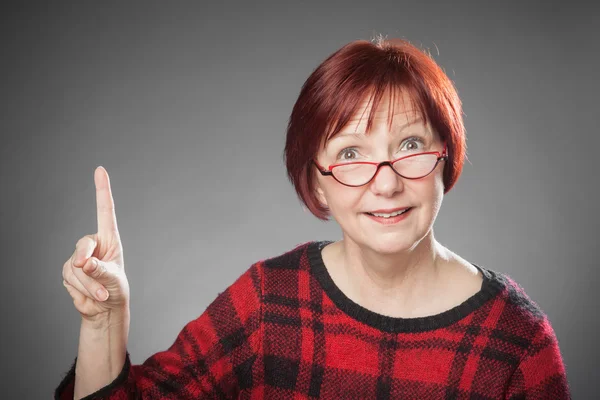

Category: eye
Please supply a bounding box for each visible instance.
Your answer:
[400,137,424,151]
[337,147,359,161]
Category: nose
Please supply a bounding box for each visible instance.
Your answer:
[369,163,404,197]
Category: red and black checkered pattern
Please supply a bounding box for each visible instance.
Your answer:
[56,240,570,399]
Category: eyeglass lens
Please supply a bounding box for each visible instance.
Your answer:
[332,153,439,186]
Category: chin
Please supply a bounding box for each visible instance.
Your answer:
[362,232,420,255]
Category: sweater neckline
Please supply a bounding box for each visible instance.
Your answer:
[307,240,504,333]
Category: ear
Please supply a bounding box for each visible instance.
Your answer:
[314,182,328,208]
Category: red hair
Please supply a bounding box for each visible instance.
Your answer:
[284,37,466,221]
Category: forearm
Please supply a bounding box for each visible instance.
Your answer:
[73,307,130,400]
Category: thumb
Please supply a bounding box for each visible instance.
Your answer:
[82,257,114,282]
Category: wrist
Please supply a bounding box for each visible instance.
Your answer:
[81,306,130,331]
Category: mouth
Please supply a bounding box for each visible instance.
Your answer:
[364,207,413,218]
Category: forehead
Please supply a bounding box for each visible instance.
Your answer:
[346,90,421,126]
[324,90,428,146]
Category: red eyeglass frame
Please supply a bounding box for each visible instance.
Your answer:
[312,143,449,187]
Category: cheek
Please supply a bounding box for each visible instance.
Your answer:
[431,172,444,196]
[425,173,445,215]
[321,183,362,214]
[411,172,444,209]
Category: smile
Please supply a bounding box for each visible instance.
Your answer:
[366,208,411,218]
[364,207,413,224]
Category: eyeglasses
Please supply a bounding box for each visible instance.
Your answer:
[313,143,448,187]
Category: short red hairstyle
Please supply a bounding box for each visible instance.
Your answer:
[284,36,466,221]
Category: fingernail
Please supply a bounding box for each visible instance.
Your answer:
[91,258,98,270]
[96,289,108,301]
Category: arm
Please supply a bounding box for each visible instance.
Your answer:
[55,261,263,400]
[505,316,571,399]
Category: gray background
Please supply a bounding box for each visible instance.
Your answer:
[1,1,598,398]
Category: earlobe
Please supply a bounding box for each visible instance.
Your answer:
[315,186,328,208]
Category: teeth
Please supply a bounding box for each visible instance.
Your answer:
[371,208,410,218]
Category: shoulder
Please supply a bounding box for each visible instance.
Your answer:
[215,241,317,303]
[217,241,316,295]
[483,268,560,353]
[255,241,322,300]
[473,267,568,387]
[489,272,570,396]
[491,270,547,323]
[261,240,314,270]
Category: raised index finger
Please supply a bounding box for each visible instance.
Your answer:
[94,166,119,236]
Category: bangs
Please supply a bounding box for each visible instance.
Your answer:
[317,44,436,148]
[324,83,430,145]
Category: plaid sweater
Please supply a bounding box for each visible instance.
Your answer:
[55,240,571,399]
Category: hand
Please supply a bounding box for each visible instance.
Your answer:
[62,166,130,323]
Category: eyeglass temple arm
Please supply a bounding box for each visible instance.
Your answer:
[440,143,449,160]
[312,159,333,176]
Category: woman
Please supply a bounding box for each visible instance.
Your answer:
[56,37,570,399]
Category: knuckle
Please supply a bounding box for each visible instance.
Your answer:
[63,261,73,280]
[63,268,73,285]
[77,235,94,249]
[84,234,97,247]
[70,253,79,268]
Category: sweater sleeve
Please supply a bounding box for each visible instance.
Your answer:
[505,315,571,399]
[55,261,263,400]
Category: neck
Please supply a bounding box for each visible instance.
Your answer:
[334,230,451,312]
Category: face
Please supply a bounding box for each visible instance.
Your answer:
[313,91,446,255]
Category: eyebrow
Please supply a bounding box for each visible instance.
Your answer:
[329,117,428,141]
